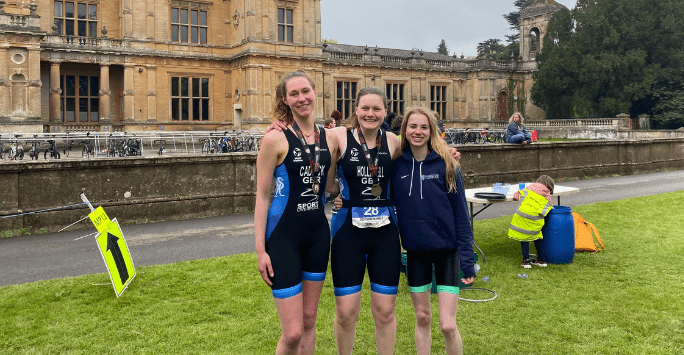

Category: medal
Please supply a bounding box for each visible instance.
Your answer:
[291,121,323,196]
[371,184,382,197]
[357,129,384,199]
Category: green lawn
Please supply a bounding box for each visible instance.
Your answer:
[2,192,683,354]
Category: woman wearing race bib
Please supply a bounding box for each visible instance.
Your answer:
[254,70,339,355]
[392,107,475,355]
[328,86,403,355]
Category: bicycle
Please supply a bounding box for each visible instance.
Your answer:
[244,133,261,151]
[63,139,75,157]
[126,137,142,156]
[104,134,117,157]
[201,138,218,154]
[0,135,5,160]
[28,136,41,160]
[154,139,166,156]
[487,130,506,143]
[9,137,24,160]
[44,139,61,159]
[80,134,94,159]
[217,134,229,153]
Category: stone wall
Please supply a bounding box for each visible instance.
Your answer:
[458,138,684,186]
[0,154,256,234]
[1,138,683,234]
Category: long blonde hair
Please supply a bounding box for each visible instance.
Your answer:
[509,112,524,126]
[270,70,316,123]
[400,106,460,192]
[344,86,388,130]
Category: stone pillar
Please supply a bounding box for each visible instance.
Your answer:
[0,46,8,118]
[123,64,134,121]
[314,0,322,46]
[313,68,323,121]
[451,79,459,119]
[245,65,258,122]
[122,0,133,38]
[146,0,155,40]
[99,64,110,122]
[147,66,156,122]
[27,48,41,119]
[49,61,61,122]
[488,78,495,120]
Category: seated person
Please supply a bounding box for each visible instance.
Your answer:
[506,112,532,144]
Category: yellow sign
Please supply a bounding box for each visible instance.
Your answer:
[96,218,136,297]
[89,206,111,234]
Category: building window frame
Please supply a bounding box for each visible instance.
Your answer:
[171,76,211,121]
[430,84,447,118]
[54,1,98,37]
[171,6,208,44]
[385,83,405,115]
[336,80,357,121]
[60,74,99,122]
[277,8,294,43]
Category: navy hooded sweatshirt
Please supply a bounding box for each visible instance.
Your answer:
[391,148,476,278]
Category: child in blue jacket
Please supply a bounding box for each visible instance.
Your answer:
[391,106,475,355]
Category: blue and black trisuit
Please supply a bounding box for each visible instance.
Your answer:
[330,129,401,297]
[265,129,332,299]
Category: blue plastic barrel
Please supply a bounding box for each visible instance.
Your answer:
[541,206,575,264]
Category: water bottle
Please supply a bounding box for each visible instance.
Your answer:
[482,276,490,282]
[474,263,481,273]
[517,273,528,278]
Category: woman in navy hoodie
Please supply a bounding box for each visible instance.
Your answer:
[391,106,475,355]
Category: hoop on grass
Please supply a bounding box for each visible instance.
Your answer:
[459,287,498,302]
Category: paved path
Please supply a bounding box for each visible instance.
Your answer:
[1,170,683,287]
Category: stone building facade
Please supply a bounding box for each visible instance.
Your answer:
[0,0,564,133]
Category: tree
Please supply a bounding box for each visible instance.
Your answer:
[531,0,684,127]
[497,0,534,60]
[503,0,535,31]
[531,8,578,118]
[437,39,449,55]
[476,39,505,58]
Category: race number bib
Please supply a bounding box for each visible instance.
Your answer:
[351,207,390,229]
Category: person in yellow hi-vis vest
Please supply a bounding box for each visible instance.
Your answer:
[509,175,555,269]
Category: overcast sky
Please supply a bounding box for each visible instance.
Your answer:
[321,0,577,57]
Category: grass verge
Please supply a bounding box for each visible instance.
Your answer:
[2,192,683,354]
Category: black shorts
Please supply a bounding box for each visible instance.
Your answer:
[330,211,400,296]
[265,220,330,299]
[406,250,460,295]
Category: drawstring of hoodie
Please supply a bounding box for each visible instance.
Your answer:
[408,158,424,199]
[409,158,415,196]
[419,161,424,199]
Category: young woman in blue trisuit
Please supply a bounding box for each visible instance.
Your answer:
[392,106,475,355]
[327,87,403,355]
[254,70,339,355]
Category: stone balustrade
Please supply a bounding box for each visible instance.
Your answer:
[0,12,40,31]
[42,35,126,49]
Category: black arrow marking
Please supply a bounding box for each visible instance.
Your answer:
[106,232,129,285]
